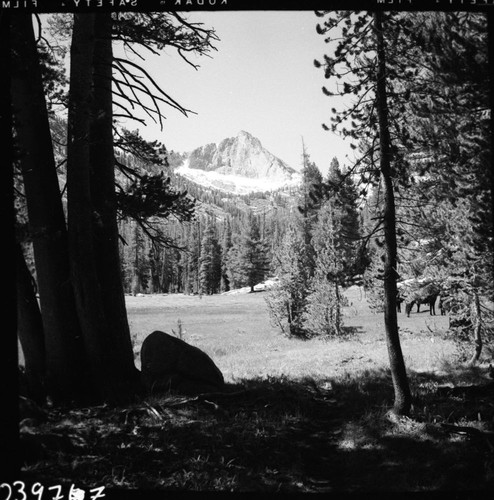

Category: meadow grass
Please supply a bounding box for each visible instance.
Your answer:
[126,286,459,381]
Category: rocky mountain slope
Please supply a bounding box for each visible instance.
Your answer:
[174,131,301,195]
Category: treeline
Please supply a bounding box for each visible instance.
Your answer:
[119,210,274,296]
[117,169,298,296]
[265,154,365,339]
[118,144,367,343]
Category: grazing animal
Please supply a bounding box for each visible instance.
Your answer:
[405,292,439,317]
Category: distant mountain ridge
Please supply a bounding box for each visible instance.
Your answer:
[175,131,301,195]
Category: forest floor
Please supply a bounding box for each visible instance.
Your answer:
[19,287,494,496]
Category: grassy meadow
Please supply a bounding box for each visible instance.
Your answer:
[127,286,457,382]
[20,287,494,493]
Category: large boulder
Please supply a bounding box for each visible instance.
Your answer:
[140,330,225,395]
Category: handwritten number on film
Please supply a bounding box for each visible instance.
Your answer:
[0,482,49,500]
[1,482,25,500]
[0,482,98,500]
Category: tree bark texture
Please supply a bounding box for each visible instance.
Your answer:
[90,12,140,397]
[469,291,483,365]
[1,10,20,480]
[10,12,85,403]
[334,282,342,336]
[67,13,111,403]
[374,11,412,416]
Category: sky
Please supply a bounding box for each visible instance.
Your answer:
[123,11,355,176]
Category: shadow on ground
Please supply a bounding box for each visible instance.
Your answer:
[19,365,494,495]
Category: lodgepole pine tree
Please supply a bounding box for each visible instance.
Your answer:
[183,221,201,294]
[16,244,45,403]
[302,201,342,337]
[67,13,113,402]
[10,12,86,403]
[298,143,323,277]
[265,221,311,338]
[220,217,233,292]
[67,14,140,402]
[89,12,140,396]
[199,219,221,295]
[2,11,20,478]
[231,212,269,292]
[374,11,411,414]
[315,10,411,414]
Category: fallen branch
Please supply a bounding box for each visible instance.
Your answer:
[143,401,164,420]
[441,423,494,452]
[162,390,252,409]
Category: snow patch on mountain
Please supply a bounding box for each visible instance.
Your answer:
[177,158,301,195]
[175,131,301,195]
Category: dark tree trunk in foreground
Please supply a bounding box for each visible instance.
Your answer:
[90,13,140,396]
[374,11,412,416]
[10,12,85,404]
[67,13,110,403]
[68,14,138,403]
[1,10,20,480]
[16,244,46,404]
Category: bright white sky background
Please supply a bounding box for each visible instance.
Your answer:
[126,10,354,175]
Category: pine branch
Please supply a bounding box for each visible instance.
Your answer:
[114,57,191,116]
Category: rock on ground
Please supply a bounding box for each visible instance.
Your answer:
[140,330,225,395]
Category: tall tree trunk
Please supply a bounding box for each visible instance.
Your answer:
[90,12,140,398]
[334,282,341,336]
[161,250,168,293]
[374,11,412,416]
[1,10,20,480]
[16,244,46,404]
[67,13,111,403]
[468,291,483,365]
[132,221,140,295]
[10,12,85,404]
